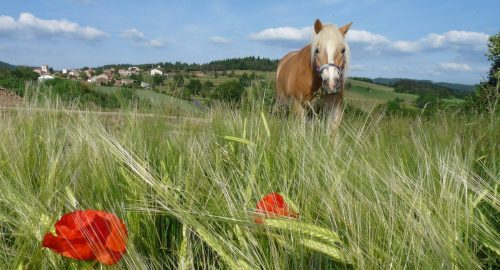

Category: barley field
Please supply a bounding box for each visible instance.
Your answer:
[0,99,498,269]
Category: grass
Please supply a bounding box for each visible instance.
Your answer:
[345,80,419,110]
[181,70,422,111]
[0,96,498,269]
[94,86,201,115]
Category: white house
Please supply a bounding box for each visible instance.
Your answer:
[118,69,137,77]
[69,70,80,77]
[150,68,163,76]
[62,69,68,74]
[38,75,54,82]
[41,65,49,74]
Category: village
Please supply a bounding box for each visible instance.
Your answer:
[33,64,166,90]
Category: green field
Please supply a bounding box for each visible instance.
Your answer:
[94,86,200,115]
[188,71,423,110]
[0,96,498,269]
[345,79,419,110]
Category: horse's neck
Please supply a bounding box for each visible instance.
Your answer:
[298,45,322,89]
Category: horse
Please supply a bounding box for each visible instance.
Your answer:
[275,19,352,127]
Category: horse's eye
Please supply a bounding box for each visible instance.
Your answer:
[315,48,319,54]
[341,48,346,54]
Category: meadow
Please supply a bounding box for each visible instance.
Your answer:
[0,89,498,269]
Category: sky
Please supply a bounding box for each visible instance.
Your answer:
[0,0,498,84]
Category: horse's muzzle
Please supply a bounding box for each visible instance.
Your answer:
[322,79,341,94]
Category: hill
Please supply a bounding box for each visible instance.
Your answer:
[0,61,15,70]
[372,78,476,94]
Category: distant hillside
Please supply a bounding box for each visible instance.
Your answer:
[394,79,453,98]
[373,77,475,96]
[0,61,15,70]
[435,82,476,92]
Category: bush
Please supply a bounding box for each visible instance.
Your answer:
[0,67,38,96]
[211,80,244,103]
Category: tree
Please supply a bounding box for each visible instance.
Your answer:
[201,80,214,97]
[152,74,164,86]
[174,73,184,88]
[212,80,244,103]
[183,79,202,98]
[239,72,251,87]
[467,32,500,114]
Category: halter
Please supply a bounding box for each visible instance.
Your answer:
[316,63,344,81]
[316,63,344,94]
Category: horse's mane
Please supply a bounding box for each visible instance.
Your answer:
[310,24,350,81]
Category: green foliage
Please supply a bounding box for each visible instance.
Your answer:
[129,73,143,84]
[375,98,417,117]
[98,56,279,73]
[34,78,150,109]
[486,32,500,86]
[350,77,372,83]
[39,78,119,108]
[394,79,453,98]
[173,73,184,88]
[238,72,251,87]
[0,103,498,269]
[0,67,38,96]
[212,80,244,103]
[185,79,202,96]
[152,74,164,86]
[465,32,500,114]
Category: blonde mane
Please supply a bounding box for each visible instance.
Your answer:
[310,24,350,82]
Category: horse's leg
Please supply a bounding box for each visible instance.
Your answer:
[320,94,344,130]
[291,98,306,120]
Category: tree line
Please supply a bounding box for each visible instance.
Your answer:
[100,56,279,73]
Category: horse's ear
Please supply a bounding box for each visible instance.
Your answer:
[339,22,353,36]
[314,19,323,34]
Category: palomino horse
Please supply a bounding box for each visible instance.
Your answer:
[276,19,352,126]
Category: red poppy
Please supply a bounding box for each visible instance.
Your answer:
[254,192,298,224]
[42,210,128,265]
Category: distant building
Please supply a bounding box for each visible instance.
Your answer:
[150,68,163,76]
[62,69,68,74]
[68,70,80,78]
[129,66,141,72]
[114,79,134,87]
[87,74,110,86]
[118,69,138,77]
[41,65,49,73]
[38,75,54,82]
[85,69,94,78]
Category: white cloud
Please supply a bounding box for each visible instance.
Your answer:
[248,26,390,49]
[438,62,472,72]
[122,28,145,41]
[391,40,421,53]
[248,25,489,56]
[121,28,164,48]
[210,35,231,44]
[391,30,489,53]
[347,30,389,44]
[248,26,312,46]
[0,12,108,41]
[146,39,164,48]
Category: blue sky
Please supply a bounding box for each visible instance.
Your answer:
[0,0,498,84]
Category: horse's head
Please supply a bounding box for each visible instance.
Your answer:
[311,19,352,94]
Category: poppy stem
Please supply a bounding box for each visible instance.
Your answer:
[83,261,98,270]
